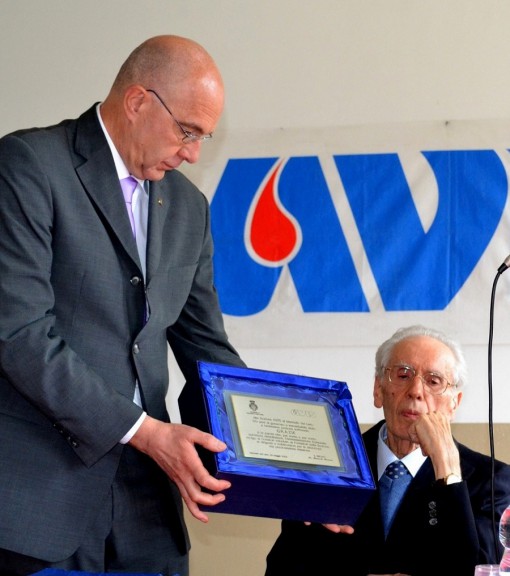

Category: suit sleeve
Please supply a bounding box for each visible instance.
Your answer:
[418,454,510,574]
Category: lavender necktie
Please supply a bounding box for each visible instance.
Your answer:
[120,175,148,324]
[120,175,147,405]
[120,176,138,236]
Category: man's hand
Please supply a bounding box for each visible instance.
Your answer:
[129,415,231,523]
[409,410,461,480]
[303,521,355,534]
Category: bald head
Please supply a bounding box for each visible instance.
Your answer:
[110,35,223,101]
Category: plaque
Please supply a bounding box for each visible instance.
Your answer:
[197,362,375,525]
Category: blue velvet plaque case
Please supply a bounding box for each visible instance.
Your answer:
[197,362,375,525]
[29,571,162,576]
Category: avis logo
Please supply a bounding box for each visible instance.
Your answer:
[210,152,507,316]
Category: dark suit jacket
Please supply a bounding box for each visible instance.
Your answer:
[0,105,244,561]
[265,420,510,576]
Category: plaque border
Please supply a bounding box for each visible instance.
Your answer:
[198,361,374,490]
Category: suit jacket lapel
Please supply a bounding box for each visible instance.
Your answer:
[73,105,141,268]
[146,179,170,282]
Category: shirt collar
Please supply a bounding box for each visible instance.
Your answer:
[96,103,144,188]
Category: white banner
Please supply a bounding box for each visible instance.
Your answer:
[181,119,510,349]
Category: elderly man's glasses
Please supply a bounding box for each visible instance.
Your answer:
[384,364,456,396]
[145,88,213,144]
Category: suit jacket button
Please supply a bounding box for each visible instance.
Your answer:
[133,343,140,354]
[130,276,142,286]
[53,422,64,434]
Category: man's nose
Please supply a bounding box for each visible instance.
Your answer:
[407,373,426,395]
[178,140,201,164]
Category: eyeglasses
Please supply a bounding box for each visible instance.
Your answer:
[145,88,213,144]
[384,364,456,396]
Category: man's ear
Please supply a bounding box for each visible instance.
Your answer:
[452,391,462,410]
[373,377,384,409]
[124,84,147,119]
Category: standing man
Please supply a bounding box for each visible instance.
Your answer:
[0,35,245,575]
[265,325,510,576]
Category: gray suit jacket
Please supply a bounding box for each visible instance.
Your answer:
[0,105,244,561]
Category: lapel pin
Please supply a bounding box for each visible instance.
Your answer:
[158,198,163,206]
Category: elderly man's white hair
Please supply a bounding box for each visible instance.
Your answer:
[374,325,467,388]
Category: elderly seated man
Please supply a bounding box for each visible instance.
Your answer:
[265,325,510,576]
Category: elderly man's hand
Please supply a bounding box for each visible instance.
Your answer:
[303,521,355,534]
[410,410,461,480]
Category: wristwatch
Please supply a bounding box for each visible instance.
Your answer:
[436,473,462,485]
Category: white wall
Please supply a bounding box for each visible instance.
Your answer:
[4,1,510,130]
[2,2,510,574]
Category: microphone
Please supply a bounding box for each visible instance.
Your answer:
[497,254,510,274]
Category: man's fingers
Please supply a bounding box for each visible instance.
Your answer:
[321,523,355,534]
[303,521,355,534]
[194,429,228,453]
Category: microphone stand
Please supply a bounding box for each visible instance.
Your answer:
[488,254,510,560]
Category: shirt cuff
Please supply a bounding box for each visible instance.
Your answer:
[119,412,147,444]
